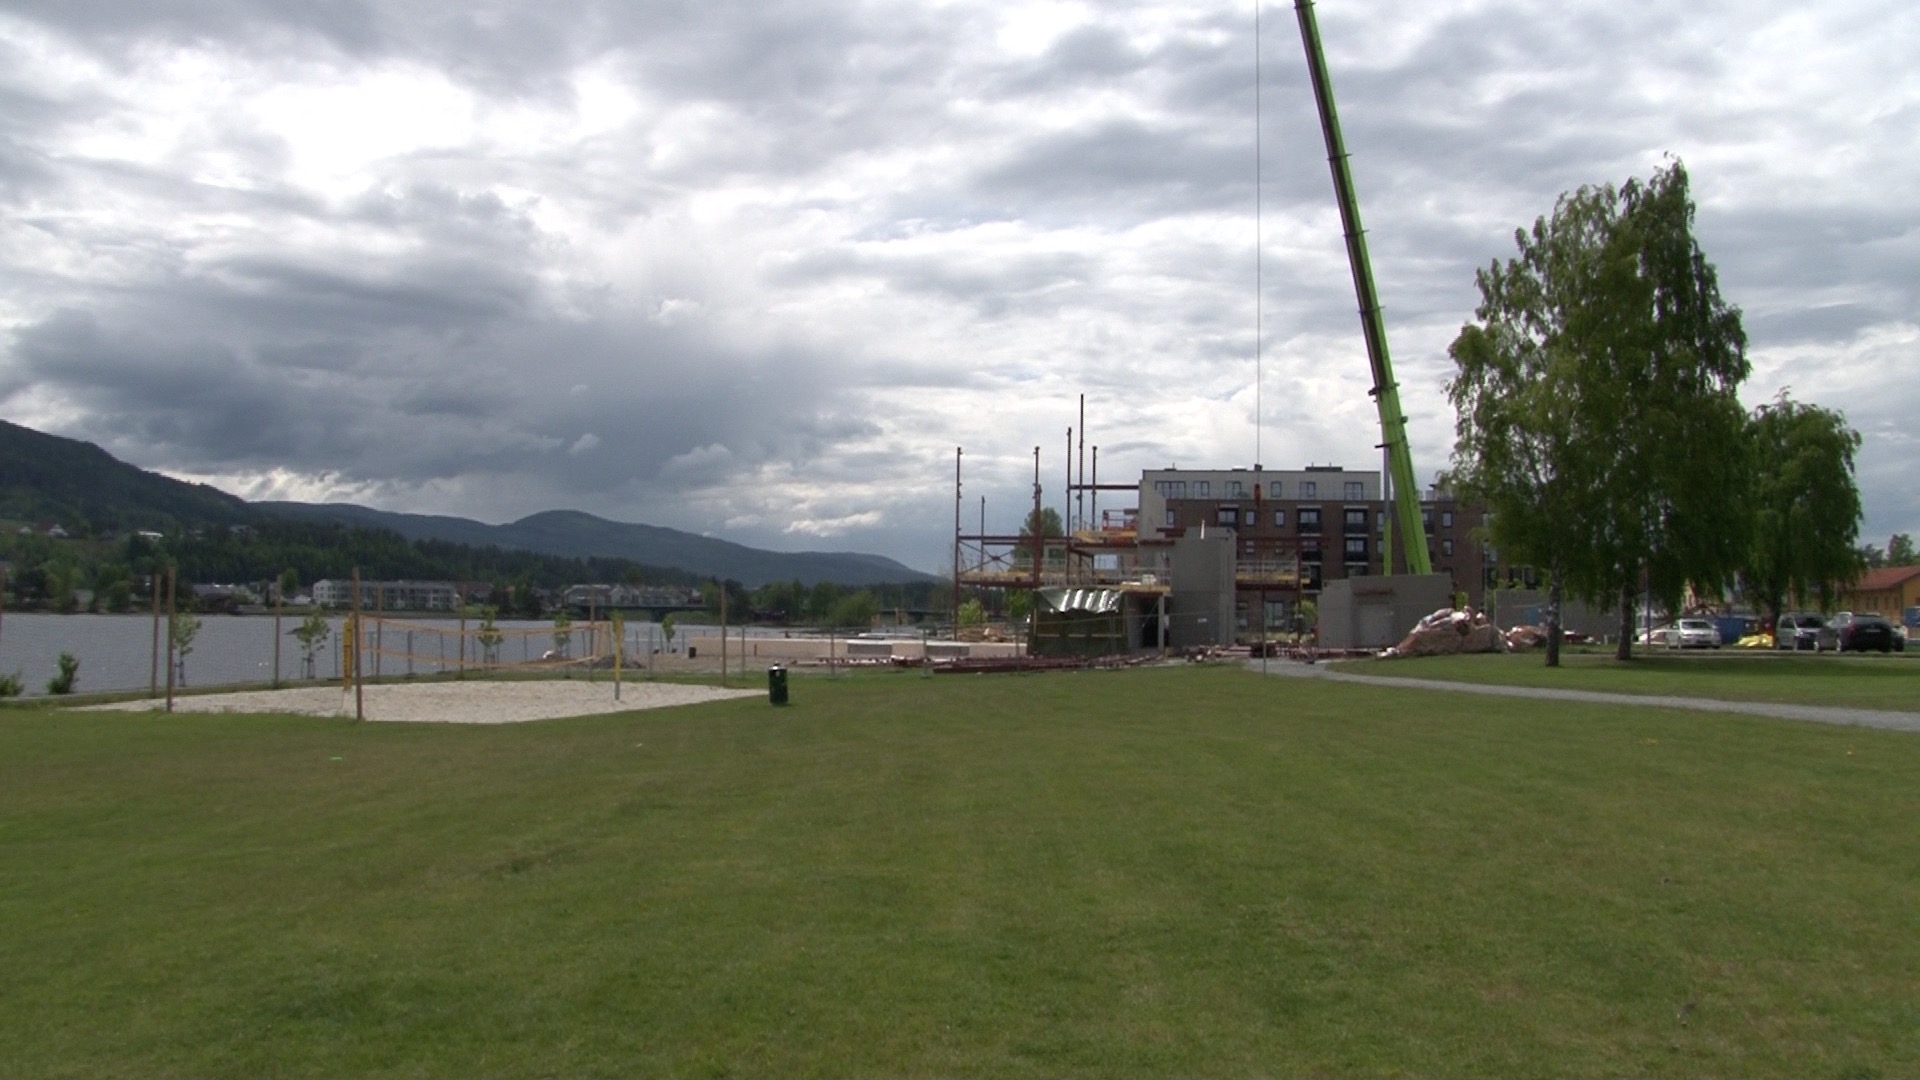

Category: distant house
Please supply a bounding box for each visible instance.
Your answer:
[193,583,257,604]
[1840,566,1920,627]
[561,583,704,612]
[311,579,460,612]
[192,583,254,613]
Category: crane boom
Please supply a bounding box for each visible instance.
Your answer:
[1293,0,1431,575]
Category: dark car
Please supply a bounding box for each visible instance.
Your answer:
[1774,612,1836,651]
[1832,611,1898,653]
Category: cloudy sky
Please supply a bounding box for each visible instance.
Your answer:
[2,0,1914,572]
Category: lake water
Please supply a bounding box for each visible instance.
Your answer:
[0,612,698,697]
[0,613,869,697]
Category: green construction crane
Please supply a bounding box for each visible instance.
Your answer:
[1293,0,1431,576]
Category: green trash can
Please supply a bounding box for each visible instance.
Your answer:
[768,665,789,706]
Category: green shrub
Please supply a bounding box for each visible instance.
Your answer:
[45,652,78,695]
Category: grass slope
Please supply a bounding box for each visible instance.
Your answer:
[1332,649,1920,712]
[3,667,1917,1077]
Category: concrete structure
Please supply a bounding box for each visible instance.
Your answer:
[1166,532,1236,647]
[1319,573,1455,650]
[955,459,1509,652]
[1135,466,1499,635]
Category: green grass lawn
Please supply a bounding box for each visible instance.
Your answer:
[4,667,1917,1078]
[1329,648,1920,712]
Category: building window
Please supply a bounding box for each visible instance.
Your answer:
[1154,480,1187,499]
[1244,540,1257,555]
[1269,480,1284,498]
[1194,480,1210,498]
[1165,508,1177,527]
[1344,481,1364,500]
[1344,508,1368,533]
[1300,480,1317,498]
[1422,509,1433,529]
[1227,480,1244,497]
[1442,510,1454,528]
[1273,509,1286,527]
[1298,508,1321,533]
[1217,506,1238,526]
[1442,538,1455,557]
[1345,537,1368,562]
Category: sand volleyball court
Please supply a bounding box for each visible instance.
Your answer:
[83,679,763,724]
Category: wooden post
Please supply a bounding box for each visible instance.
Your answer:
[612,612,623,702]
[953,447,963,627]
[164,568,176,713]
[150,574,162,697]
[374,583,384,678]
[1031,446,1042,656]
[272,577,283,689]
[719,584,728,686]
[458,604,467,680]
[350,567,364,722]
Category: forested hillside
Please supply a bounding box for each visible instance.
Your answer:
[0,420,251,530]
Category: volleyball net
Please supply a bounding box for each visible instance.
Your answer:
[350,616,624,679]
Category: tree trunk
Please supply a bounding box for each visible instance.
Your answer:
[1616,577,1635,661]
[1545,567,1564,668]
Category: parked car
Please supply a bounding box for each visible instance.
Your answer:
[1832,611,1899,653]
[1666,617,1722,649]
[1774,612,1836,652]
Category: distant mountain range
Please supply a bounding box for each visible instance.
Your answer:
[0,419,929,587]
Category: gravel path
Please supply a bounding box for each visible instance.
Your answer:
[1248,658,1920,733]
[81,680,763,724]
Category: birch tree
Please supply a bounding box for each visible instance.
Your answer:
[1447,161,1752,660]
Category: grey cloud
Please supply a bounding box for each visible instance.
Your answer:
[2,0,1915,568]
[971,118,1252,219]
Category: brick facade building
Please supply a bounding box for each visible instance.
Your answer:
[1132,465,1495,633]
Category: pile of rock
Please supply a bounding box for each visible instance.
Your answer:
[1503,624,1546,650]
[1380,607,1508,658]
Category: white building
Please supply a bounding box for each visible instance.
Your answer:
[310,579,460,611]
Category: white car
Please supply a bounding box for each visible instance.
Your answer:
[1666,617,1722,649]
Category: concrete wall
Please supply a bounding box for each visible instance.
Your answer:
[1319,573,1455,650]
[1169,532,1236,647]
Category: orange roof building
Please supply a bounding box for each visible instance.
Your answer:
[1839,565,1920,625]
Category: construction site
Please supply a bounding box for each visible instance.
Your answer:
[934,2,1477,663]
